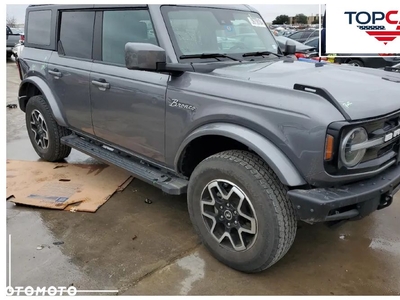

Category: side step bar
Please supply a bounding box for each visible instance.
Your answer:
[61,135,188,195]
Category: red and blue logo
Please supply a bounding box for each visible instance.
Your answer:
[344,10,400,45]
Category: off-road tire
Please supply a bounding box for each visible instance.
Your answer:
[25,95,72,162]
[187,150,297,273]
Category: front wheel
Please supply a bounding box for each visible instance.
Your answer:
[187,150,297,273]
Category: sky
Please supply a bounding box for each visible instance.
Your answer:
[6,4,320,24]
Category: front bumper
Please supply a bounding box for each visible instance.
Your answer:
[288,164,400,223]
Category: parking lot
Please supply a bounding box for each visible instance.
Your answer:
[6,58,400,295]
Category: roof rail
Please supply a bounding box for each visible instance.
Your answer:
[28,4,53,7]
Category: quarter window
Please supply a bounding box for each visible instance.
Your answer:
[59,11,95,59]
[27,10,52,46]
[102,10,157,65]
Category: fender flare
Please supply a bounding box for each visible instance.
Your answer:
[174,123,306,187]
[18,77,68,127]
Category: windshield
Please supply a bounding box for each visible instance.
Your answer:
[161,6,280,60]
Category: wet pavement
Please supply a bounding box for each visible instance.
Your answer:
[6,59,400,295]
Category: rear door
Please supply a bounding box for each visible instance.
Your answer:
[90,8,168,163]
[47,10,95,134]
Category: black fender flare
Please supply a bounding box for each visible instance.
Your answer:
[174,123,306,187]
[18,76,68,127]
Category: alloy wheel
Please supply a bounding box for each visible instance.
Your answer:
[200,179,258,251]
[30,109,49,149]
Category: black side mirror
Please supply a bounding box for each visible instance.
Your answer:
[284,40,296,55]
[125,42,166,71]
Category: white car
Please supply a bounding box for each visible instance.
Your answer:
[12,43,24,58]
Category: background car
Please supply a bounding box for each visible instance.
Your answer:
[287,29,319,43]
[10,27,25,44]
[12,42,24,59]
[334,54,400,69]
[10,27,23,34]
[6,25,20,59]
[304,36,319,53]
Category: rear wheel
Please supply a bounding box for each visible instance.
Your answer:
[25,95,72,162]
[187,150,297,273]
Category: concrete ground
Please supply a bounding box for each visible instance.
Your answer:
[6,58,400,295]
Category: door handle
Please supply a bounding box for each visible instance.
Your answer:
[48,69,62,77]
[91,79,110,90]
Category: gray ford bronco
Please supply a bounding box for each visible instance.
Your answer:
[17,4,400,272]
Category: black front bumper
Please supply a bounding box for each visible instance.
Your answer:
[288,164,400,223]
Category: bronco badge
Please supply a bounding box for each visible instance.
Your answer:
[169,99,196,111]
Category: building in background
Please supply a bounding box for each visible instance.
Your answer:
[289,15,319,25]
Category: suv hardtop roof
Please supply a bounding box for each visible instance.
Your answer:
[27,4,257,12]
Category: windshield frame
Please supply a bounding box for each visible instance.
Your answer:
[160,5,281,63]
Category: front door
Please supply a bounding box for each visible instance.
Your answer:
[47,10,95,134]
[90,9,168,163]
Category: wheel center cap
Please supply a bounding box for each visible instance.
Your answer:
[224,210,233,220]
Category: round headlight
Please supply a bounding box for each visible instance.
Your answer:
[340,127,368,167]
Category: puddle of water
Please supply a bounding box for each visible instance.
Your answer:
[369,238,400,256]
[6,203,103,289]
[176,252,205,295]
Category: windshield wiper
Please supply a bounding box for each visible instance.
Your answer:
[242,51,283,58]
[180,53,240,61]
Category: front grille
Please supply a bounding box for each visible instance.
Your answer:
[361,113,400,164]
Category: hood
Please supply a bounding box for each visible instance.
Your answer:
[210,60,400,121]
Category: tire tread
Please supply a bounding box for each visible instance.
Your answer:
[203,150,297,272]
[26,95,71,161]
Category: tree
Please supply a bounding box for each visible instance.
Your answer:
[295,13,308,24]
[272,14,289,25]
[312,17,319,24]
[6,15,17,27]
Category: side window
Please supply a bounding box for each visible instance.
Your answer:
[311,30,319,37]
[59,11,95,59]
[306,38,318,48]
[301,31,312,39]
[102,10,158,65]
[289,32,303,39]
[26,10,52,45]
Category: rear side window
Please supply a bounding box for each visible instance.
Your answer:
[307,38,318,48]
[27,10,52,45]
[288,32,303,39]
[102,10,157,65]
[310,30,319,38]
[59,11,95,59]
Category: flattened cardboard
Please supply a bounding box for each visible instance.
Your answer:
[6,160,133,212]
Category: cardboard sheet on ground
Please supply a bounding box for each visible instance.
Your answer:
[6,160,133,212]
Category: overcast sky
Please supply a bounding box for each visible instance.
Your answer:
[6,4,320,24]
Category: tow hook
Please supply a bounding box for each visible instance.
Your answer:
[378,195,393,210]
